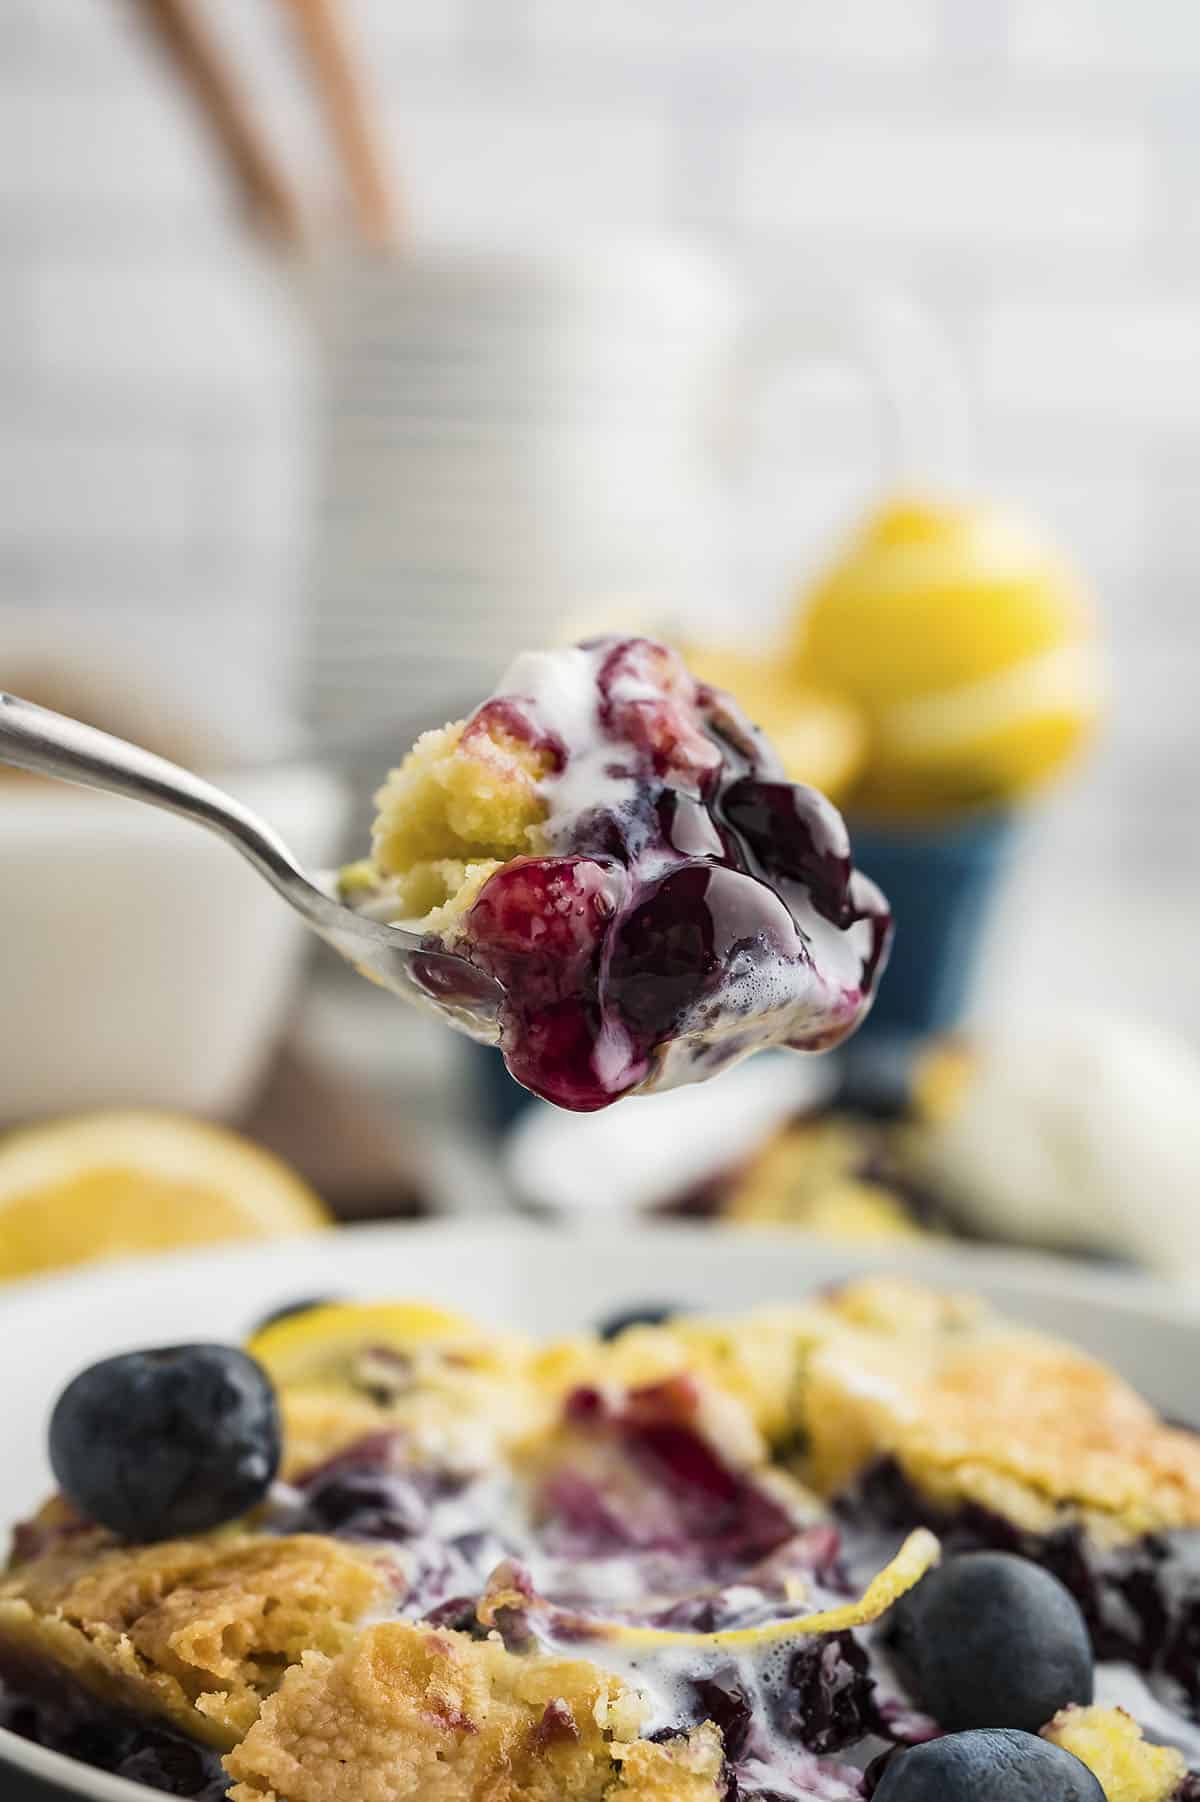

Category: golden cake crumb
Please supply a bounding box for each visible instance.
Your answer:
[1042,1704,1187,1802]
[358,718,554,936]
[280,1390,411,1480]
[0,1532,386,1746]
[532,1307,823,1450]
[224,1621,649,1802]
[610,1722,725,1799]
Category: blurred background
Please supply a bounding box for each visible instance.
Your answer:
[2,0,1199,1277]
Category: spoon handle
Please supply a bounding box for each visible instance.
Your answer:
[0,692,499,1020]
[0,690,327,921]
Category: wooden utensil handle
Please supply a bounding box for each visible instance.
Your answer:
[276,0,399,249]
[130,0,306,248]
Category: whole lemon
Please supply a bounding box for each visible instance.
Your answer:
[792,497,1104,820]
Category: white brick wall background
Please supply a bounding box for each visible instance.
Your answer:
[5,0,1200,1038]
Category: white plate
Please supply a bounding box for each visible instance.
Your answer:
[3,1222,1200,1800]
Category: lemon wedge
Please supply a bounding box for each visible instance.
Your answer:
[247,1301,520,1389]
[0,1111,329,1282]
[253,1302,542,1477]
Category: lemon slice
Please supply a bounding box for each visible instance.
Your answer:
[247,1301,516,1390]
[583,1528,940,1649]
[0,1111,330,1282]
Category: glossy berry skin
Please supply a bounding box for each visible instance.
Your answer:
[885,1551,1093,1733]
[721,776,854,925]
[872,1730,1104,1801]
[49,1344,281,1542]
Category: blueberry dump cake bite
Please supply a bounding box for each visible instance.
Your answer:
[4,1282,1200,1801]
[340,636,891,1109]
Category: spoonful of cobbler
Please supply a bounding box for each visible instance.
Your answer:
[341,636,891,1109]
[0,638,890,1110]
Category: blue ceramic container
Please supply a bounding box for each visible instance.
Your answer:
[850,811,1016,1042]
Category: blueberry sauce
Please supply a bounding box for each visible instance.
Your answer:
[278,1415,901,1794]
[416,639,892,1110]
[537,1377,801,1570]
[774,1634,881,1756]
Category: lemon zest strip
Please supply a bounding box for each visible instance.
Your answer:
[593,1529,940,1650]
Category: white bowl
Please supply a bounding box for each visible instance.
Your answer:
[2,1224,1199,1799]
[0,765,346,1122]
[1,615,352,1122]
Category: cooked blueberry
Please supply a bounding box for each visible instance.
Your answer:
[302,1469,428,1539]
[606,864,800,1037]
[117,1737,230,1799]
[49,1344,281,1542]
[721,777,854,924]
[775,1630,877,1753]
[885,1551,1093,1732]
[690,1668,753,1759]
[598,1304,684,1340]
[251,1294,339,1333]
[872,1729,1104,1800]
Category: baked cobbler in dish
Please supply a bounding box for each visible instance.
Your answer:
[340,637,890,1109]
[3,1282,1200,1800]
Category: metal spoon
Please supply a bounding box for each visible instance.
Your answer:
[0,691,504,1038]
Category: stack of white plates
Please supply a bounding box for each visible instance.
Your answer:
[299,246,966,749]
[300,245,744,736]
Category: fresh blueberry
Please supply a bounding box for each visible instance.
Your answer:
[885,1551,1093,1732]
[597,1304,685,1341]
[49,1344,281,1542]
[251,1294,339,1333]
[872,1729,1104,1800]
